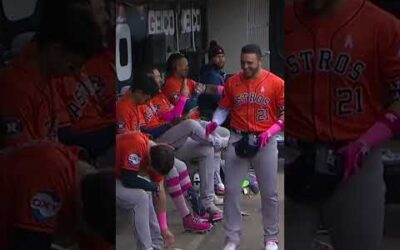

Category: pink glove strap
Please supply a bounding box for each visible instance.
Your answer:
[358,120,394,149]
[217,85,224,95]
[266,120,284,136]
[157,211,168,231]
[160,96,188,122]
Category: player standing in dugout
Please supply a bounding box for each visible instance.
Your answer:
[285,0,400,249]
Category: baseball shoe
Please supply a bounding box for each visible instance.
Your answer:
[185,187,206,216]
[265,240,278,250]
[248,173,260,194]
[223,242,238,250]
[183,214,213,233]
[206,204,223,222]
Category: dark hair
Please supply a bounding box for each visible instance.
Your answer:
[241,44,262,58]
[81,171,115,244]
[36,0,103,59]
[130,71,160,96]
[150,144,175,175]
[166,53,186,76]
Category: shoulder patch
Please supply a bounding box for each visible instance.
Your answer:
[31,192,61,222]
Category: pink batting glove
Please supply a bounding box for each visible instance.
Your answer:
[259,120,284,148]
[205,122,218,137]
[338,141,369,179]
[217,85,224,95]
[259,131,271,148]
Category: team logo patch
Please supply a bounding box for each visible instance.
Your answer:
[31,192,61,222]
[1,117,23,135]
[117,122,125,129]
[128,153,141,166]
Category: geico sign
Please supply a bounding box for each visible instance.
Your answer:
[148,10,175,36]
[148,8,201,36]
[180,8,201,34]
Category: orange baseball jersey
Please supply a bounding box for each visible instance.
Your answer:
[116,92,145,133]
[115,131,163,183]
[0,46,60,147]
[162,76,200,119]
[285,0,400,142]
[56,47,115,133]
[140,92,173,128]
[0,140,79,250]
[219,69,284,133]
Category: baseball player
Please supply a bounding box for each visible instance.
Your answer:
[116,73,160,133]
[57,46,115,160]
[162,54,227,197]
[206,44,285,250]
[162,53,225,120]
[285,0,400,249]
[199,40,227,121]
[0,140,114,250]
[0,0,103,148]
[140,67,227,221]
[116,131,177,249]
[199,41,228,195]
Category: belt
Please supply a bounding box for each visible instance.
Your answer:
[230,128,261,136]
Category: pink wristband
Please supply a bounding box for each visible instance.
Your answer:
[157,211,168,231]
[217,85,224,95]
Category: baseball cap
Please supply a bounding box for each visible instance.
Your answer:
[208,40,224,60]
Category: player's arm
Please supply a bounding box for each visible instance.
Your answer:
[120,169,160,192]
[13,228,53,250]
[338,17,400,178]
[152,179,175,247]
[159,96,189,122]
[259,78,285,148]
[205,81,232,136]
[195,82,224,96]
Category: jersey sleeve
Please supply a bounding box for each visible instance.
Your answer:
[0,87,35,146]
[162,80,179,105]
[14,147,77,234]
[218,80,233,109]
[116,102,130,133]
[116,102,143,133]
[378,15,400,103]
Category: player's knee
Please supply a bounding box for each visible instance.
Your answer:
[182,118,198,129]
[224,182,242,197]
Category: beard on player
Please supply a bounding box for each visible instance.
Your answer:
[241,62,261,79]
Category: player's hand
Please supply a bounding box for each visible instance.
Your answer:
[180,78,190,97]
[194,82,206,94]
[161,229,175,249]
[258,131,271,148]
[205,122,218,137]
[338,140,369,179]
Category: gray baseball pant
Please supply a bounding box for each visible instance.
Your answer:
[223,133,279,245]
[285,148,385,250]
[116,180,164,250]
[157,119,216,209]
